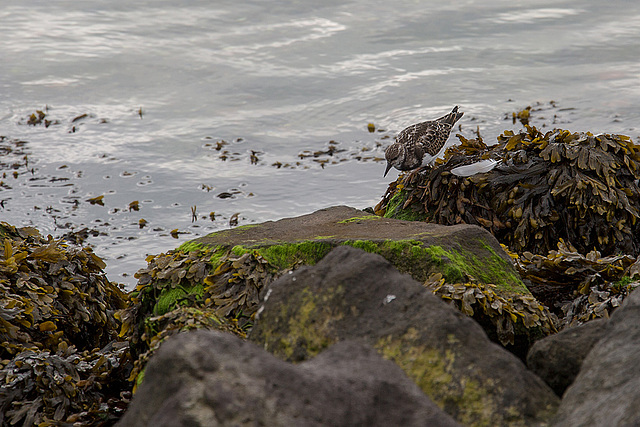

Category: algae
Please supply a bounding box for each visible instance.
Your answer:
[342,239,379,253]
[232,241,334,270]
[177,241,204,252]
[207,245,227,270]
[153,282,205,316]
[382,190,427,221]
[225,238,523,291]
[347,239,523,291]
[337,215,381,224]
[233,224,259,231]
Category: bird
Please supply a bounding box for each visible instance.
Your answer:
[384,106,464,177]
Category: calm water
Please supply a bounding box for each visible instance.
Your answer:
[1,0,640,288]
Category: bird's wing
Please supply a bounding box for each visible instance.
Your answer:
[397,121,429,142]
[417,122,439,153]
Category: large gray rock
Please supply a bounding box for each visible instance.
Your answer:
[250,246,559,426]
[553,288,640,425]
[527,318,609,396]
[117,330,459,427]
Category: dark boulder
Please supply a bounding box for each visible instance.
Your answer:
[527,318,609,396]
[553,288,640,425]
[250,245,559,426]
[117,330,459,427]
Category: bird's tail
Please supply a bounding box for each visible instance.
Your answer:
[438,106,464,125]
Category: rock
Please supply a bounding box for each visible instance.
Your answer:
[189,205,524,292]
[250,246,559,426]
[125,205,554,365]
[553,288,640,425]
[117,330,460,427]
[527,318,609,396]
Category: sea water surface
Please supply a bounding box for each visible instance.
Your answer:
[1,0,640,288]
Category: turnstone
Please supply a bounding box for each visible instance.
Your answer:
[384,106,464,177]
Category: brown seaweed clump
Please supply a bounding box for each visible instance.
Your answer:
[0,228,126,358]
[126,306,245,393]
[425,273,557,347]
[1,342,131,426]
[423,272,557,361]
[377,126,640,257]
[115,246,273,387]
[117,247,272,344]
[508,239,639,327]
[0,222,130,426]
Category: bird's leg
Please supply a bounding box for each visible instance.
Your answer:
[406,165,429,184]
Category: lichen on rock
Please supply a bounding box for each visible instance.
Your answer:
[249,245,559,426]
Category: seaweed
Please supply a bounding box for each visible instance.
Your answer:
[120,247,278,347]
[508,239,640,327]
[128,306,244,393]
[0,222,131,425]
[0,225,126,359]
[115,247,275,392]
[377,126,640,257]
[424,274,557,347]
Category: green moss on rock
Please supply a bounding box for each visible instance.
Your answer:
[231,241,334,270]
[342,239,380,253]
[236,224,259,230]
[223,238,523,292]
[337,215,381,224]
[178,241,204,252]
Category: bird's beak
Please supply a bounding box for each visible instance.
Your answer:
[384,162,393,177]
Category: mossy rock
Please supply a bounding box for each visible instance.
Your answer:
[120,206,555,363]
[190,205,525,293]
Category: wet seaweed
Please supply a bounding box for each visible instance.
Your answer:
[0,224,126,359]
[115,247,275,391]
[127,306,245,393]
[203,135,385,171]
[120,247,277,348]
[424,273,557,347]
[377,126,640,257]
[0,221,131,425]
[508,239,640,327]
[0,342,131,426]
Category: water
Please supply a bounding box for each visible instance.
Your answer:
[1,0,640,288]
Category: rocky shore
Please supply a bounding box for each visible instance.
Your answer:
[3,124,640,426]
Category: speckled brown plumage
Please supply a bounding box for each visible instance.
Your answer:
[384,106,464,177]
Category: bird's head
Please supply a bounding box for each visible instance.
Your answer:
[384,142,405,177]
